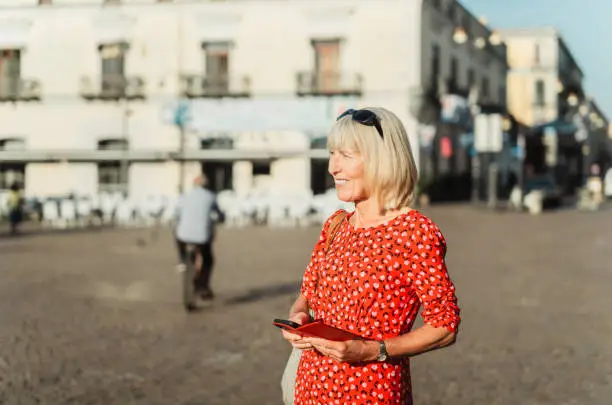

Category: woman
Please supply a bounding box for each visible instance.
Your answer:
[282,107,460,404]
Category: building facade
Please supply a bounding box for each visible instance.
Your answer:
[499,27,585,127]
[0,0,507,201]
[499,27,612,194]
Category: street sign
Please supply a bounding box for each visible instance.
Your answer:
[543,126,558,166]
[474,113,503,152]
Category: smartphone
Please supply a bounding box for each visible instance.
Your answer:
[273,318,302,330]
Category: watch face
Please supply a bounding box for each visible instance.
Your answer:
[378,341,388,361]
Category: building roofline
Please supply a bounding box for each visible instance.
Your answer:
[497,26,584,77]
[588,98,609,123]
[557,36,585,77]
[495,26,558,37]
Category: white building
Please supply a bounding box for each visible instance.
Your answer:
[0,0,507,201]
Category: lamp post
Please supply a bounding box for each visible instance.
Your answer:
[517,132,526,192]
[447,23,506,206]
[174,100,190,195]
[120,98,132,197]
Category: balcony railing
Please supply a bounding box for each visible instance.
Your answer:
[180,74,251,98]
[296,71,363,96]
[79,75,146,101]
[0,78,42,102]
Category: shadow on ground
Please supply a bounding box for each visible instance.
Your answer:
[221,281,300,306]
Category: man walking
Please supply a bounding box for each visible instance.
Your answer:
[175,174,223,299]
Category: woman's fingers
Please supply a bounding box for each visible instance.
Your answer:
[291,341,314,350]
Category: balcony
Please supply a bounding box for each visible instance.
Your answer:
[79,75,146,101]
[180,74,251,98]
[296,71,363,96]
[0,78,42,102]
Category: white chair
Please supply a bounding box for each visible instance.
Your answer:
[42,200,60,228]
[115,201,135,227]
[99,193,117,224]
[76,198,93,227]
[160,197,178,225]
[287,192,314,227]
[59,199,77,228]
[0,192,8,218]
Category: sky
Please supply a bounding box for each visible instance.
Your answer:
[461,0,612,118]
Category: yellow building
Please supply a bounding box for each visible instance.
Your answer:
[498,27,584,126]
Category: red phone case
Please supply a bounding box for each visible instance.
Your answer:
[274,320,359,342]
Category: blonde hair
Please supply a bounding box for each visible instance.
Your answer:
[327,107,418,211]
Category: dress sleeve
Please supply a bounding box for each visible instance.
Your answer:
[411,218,461,333]
[300,210,343,300]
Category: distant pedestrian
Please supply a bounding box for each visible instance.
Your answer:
[174,174,223,299]
[7,182,23,235]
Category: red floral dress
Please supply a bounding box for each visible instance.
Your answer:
[295,209,460,405]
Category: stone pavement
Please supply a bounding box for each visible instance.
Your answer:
[0,205,611,405]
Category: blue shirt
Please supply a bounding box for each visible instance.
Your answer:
[175,187,220,244]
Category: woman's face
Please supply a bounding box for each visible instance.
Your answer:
[328,148,368,202]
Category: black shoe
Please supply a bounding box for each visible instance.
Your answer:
[199,288,214,300]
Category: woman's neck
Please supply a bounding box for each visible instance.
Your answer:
[353,198,409,228]
[354,198,378,218]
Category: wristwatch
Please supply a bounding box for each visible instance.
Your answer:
[377,340,389,362]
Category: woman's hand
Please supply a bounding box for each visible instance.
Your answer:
[303,336,379,363]
[281,311,314,351]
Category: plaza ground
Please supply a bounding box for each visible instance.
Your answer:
[0,205,611,405]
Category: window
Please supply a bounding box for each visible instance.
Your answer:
[0,49,21,98]
[0,164,25,190]
[252,162,271,176]
[312,39,341,93]
[534,43,541,66]
[447,4,456,20]
[201,161,232,192]
[311,159,334,194]
[481,77,490,100]
[431,44,440,90]
[462,16,471,37]
[38,0,52,4]
[203,42,231,93]
[498,86,507,105]
[535,80,545,106]
[97,139,128,194]
[103,0,121,4]
[0,138,25,190]
[450,57,459,86]
[200,135,233,149]
[467,68,476,88]
[310,135,327,149]
[100,43,126,95]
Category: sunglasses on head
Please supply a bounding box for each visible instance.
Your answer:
[336,109,384,140]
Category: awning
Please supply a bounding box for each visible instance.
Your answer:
[529,119,578,136]
[160,96,358,134]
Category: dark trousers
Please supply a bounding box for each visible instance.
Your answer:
[9,208,22,235]
[176,238,214,291]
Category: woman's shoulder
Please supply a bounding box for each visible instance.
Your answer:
[407,209,441,229]
[394,209,446,243]
[323,209,350,226]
